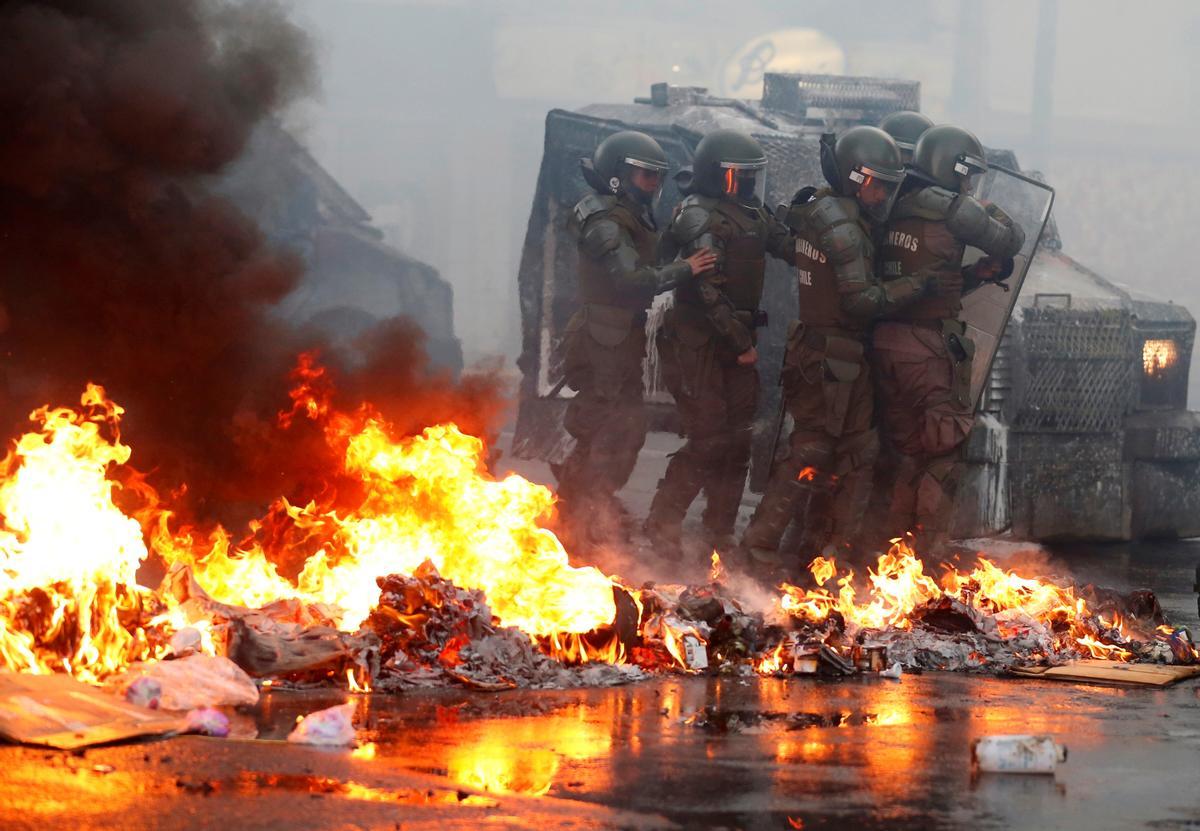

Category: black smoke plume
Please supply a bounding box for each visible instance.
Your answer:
[0,0,502,523]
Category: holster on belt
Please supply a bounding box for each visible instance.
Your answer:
[940,318,975,409]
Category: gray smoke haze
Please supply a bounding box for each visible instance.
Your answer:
[293,0,1200,401]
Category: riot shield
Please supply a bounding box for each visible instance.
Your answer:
[960,167,1055,410]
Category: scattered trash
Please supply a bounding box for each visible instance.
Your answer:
[185,707,230,737]
[168,627,203,658]
[287,702,356,746]
[972,734,1067,774]
[854,644,888,672]
[1010,660,1200,688]
[682,634,708,671]
[792,643,855,676]
[124,677,162,709]
[0,670,185,750]
[880,663,903,680]
[108,655,259,710]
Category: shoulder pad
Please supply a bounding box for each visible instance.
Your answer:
[898,186,957,221]
[569,193,617,233]
[578,216,624,260]
[670,195,718,243]
[806,192,860,234]
[946,194,1027,256]
[818,210,869,265]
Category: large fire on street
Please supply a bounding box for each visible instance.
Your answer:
[0,357,1195,693]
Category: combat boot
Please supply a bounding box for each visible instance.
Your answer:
[742,468,805,554]
[700,467,748,552]
[644,451,706,563]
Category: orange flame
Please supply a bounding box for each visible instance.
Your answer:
[0,386,163,682]
[709,551,725,583]
[0,367,619,682]
[1142,339,1178,377]
[776,539,1142,663]
[154,417,617,638]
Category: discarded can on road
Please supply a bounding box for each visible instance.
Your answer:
[854,644,888,672]
[971,735,1067,774]
[682,634,709,671]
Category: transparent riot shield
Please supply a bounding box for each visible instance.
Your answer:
[960,167,1055,409]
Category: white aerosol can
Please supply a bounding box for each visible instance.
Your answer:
[971,735,1067,774]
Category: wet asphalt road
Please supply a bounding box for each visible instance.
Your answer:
[0,540,1199,831]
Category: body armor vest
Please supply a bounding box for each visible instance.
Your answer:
[675,201,769,313]
[578,201,658,312]
[880,212,964,321]
[794,223,873,334]
[719,205,768,311]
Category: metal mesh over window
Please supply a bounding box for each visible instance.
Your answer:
[761,73,920,122]
[1014,307,1135,432]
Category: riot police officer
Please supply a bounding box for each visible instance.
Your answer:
[874,124,1025,548]
[644,128,797,560]
[739,126,932,572]
[879,110,933,167]
[557,131,716,549]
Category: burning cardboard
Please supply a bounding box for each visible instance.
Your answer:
[0,670,185,750]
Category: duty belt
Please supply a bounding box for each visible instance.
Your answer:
[908,318,966,336]
[799,325,868,351]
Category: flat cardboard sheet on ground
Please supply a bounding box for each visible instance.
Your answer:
[0,670,186,749]
[1011,660,1200,687]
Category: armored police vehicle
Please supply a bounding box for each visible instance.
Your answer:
[514,73,1200,543]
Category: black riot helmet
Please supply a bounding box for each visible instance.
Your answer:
[580,130,670,206]
[820,126,906,223]
[688,129,768,207]
[878,110,933,165]
[911,124,988,193]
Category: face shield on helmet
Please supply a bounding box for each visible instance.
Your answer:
[849,164,905,223]
[621,156,668,207]
[720,162,766,207]
[953,153,988,195]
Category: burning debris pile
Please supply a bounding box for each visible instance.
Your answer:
[0,369,1195,696]
[758,549,1197,675]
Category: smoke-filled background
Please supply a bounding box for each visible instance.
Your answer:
[287,0,1200,401]
[4,0,1198,520]
[0,0,501,523]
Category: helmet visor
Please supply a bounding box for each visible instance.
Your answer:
[622,160,666,206]
[851,165,904,223]
[953,154,988,195]
[720,162,766,207]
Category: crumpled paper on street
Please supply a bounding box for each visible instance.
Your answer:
[108,654,259,711]
[287,702,355,746]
